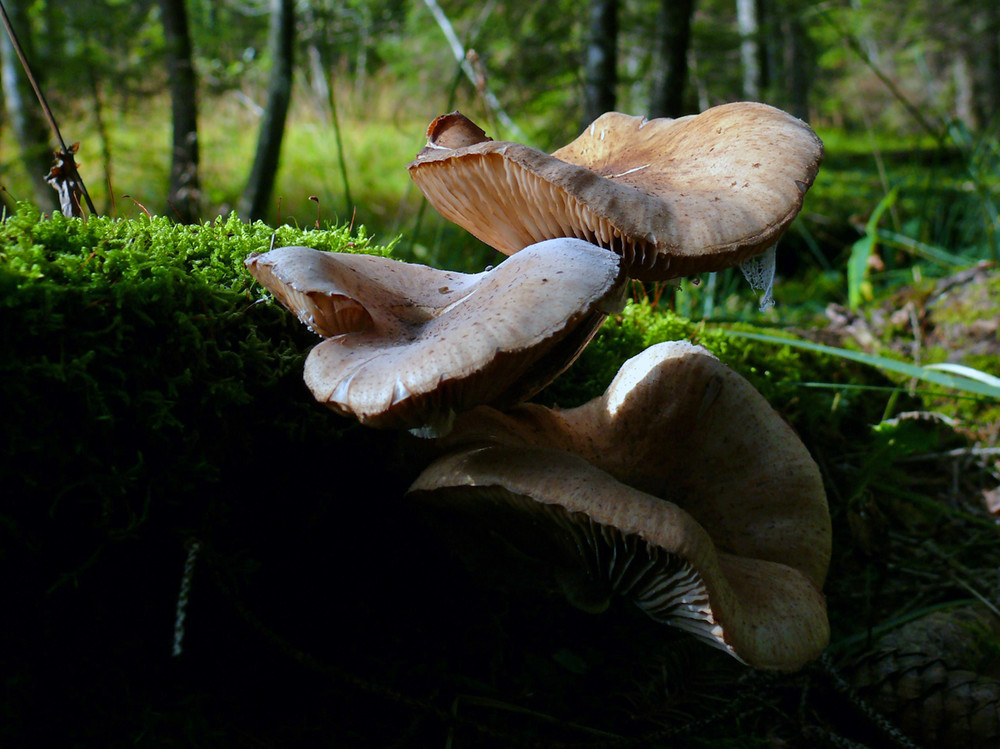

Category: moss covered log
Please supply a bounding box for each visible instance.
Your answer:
[1,205,394,520]
[0,206,419,745]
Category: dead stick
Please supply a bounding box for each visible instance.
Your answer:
[0,0,97,215]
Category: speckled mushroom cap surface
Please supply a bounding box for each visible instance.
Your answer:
[245,239,626,432]
[408,102,823,281]
[409,341,831,670]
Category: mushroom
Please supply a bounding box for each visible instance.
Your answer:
[408,103,824,281]
[245,238,627,433]
[407,341,830,670]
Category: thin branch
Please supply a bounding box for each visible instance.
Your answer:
[419,0,529,144]
[0,0,96,215]
[817,7,943,143]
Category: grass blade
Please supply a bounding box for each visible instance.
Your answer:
[874,229,969,268]
[925,362,1000,389]
[847,186,897,309]
[722,329,1000,400]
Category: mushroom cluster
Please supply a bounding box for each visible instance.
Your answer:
[247,103,828,671]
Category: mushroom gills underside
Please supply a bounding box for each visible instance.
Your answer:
[283,287,374,336]
[412,484,740,660]
[245,251,376,336]
[414,157,668,279]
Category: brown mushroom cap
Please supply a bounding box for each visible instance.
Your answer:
[245,239,626,432]
[409,445,829,670]
[408,103,823,281]
[410,340,831,669]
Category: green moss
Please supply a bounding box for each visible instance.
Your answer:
[930,272,1000,325]
[542,299,897,446]
[0,203,393,537]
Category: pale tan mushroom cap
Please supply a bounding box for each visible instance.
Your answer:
[246,247,476,337]
[408,444,830,671]
[408,103,823,281]
[415,341,831,669]
[245,239,626,432]
[442,340,831,588]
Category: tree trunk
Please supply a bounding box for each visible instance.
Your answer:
[582,0,618,127]
[759,0,775,97]
[301,2,329,113]
[982,33,1000,128]
[648,0,696,118]
[971,5,1000,130]
[780,10,811,121]
[160,0,200,223]
[736,0,761,100]
[953,51,978,130]
[0,2,58,212]
[983,37,1000,126]
[238,0,295,222]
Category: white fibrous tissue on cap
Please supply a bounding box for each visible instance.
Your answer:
[739,244,777,311]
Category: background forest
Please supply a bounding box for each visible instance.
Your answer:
[3,1,1000,747]
[2,0,999,280]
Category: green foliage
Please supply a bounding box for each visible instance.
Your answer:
[847,186,897,308]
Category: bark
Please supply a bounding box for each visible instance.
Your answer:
[648,0,696,118]
[0,2,58,212]
[759,0,775,96]
[983,39,1000,128]
[780,11,811,121]
[160,0,200,223]
[736,0,760,100]
[301,2,329,112]
[946,3,1000,132]
[971,5,1000,130]
[582,0,618,127]
[238,0,295,222]
[687,47,710,112]
[953,51,977,130]
[981,26,1000,126]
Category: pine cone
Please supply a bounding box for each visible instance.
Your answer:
[846,605,1000,748]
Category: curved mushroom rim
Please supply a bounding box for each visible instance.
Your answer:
[440,340,832,589]
[298,238,627,433]
[410,151,798,281]
[305,299,616,431]
[245,250,375,336]
[408,104,823,282]
[245,246,480,338]
[407,445,830,671]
